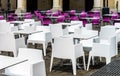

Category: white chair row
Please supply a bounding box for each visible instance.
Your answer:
[4,48,46,76]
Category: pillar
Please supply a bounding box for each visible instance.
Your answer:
[52,0,62,11]
[115,0,120,11]
[17,0,26,11]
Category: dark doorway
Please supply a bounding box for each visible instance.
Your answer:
[27,0,37,13]
[62,0,70,11]
[85,0,94,11]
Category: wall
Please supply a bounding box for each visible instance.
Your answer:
[1,0,17,11]
[69,0,85,11]
[37,0,52,10]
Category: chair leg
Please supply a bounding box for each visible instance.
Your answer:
[71,59,76,75]
[99,57,102,62]
[50,56,54,72]
[13,51,17,57]
[42,43,46,56]
[92,56,94,65]
[83,55,86,70]
[87,54,91,71]
[106,57,111,64]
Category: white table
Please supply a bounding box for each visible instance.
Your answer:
[10,21,31,24]
[12,30,42,35]
[61,30,98,40]
[12,30,42,44]
[59,22,80,26]
[0,55,27,70]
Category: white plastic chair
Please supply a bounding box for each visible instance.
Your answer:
[36,26,50,33]
[27,32,52,56]
[0,22,12,33]
[4,48,46,76]
[24,19,35,23]
[32,21,41,26]
[0,20,6,23]
[0,33,26,57]
[99,26,116,40]
[67,21,83,32]
[87,36,116,71]
[84,23,92,30]
[114,22,120,29]
[50,24,68,38]
[50,37,86,75]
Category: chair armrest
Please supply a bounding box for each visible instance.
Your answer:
[74,43,84,55]
[93,37,100,43]
[15,37,26,48]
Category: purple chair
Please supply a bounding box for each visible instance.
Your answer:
[41,17,52,26]
[25,12,31,15]
[70,15,79,21]
[25,15,32,19]
[34,10,39,17]
[79,11,88,27]
[117,12,120,18]
[80,11,87,18]
[7,13,18,21]
[38,14,44,21]
[52,12,59,16]
[111,14,118,20]
[57,15,65,23]
[8,15,16,21]
[87,12,94,17]
[62,12,70,22]
[46,10,52,16]
[0,15,4,20]
[102,16,111,25]
[79,19,88,27]
[91,17,100,25]
[69,10,76,15]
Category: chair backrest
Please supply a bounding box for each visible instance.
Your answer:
[100,26,116,40]
[67,21,82,32]
[32,21,41,26]
[50,24,68,38]
[84,23,92,30]
[0,33,16,52]
[57,16,65,23]
[28,32,46,42]
[53,37,84,59]
[114,22,120,28]
[71,21,83,27]
[52,37,75,58]
[18,48,43,61]
[0,22,11,33]
[19,22,31,30]
[24,25,36,31]
[36,26,50,33]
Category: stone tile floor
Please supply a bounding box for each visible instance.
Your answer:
[1,39,120,76]
[28,43,120,76]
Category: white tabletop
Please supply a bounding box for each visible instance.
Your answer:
[0,55,27,69]
[10,21,31,24]
[61,30,98,40]
[12,30,42,35]
[59,22,80,26]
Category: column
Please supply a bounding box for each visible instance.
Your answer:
[52,0,62,11]
[115,0,120,11]
[17,0,26,11]
[94,0,101,8]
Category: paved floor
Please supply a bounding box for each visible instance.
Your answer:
[27,43,120,76]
